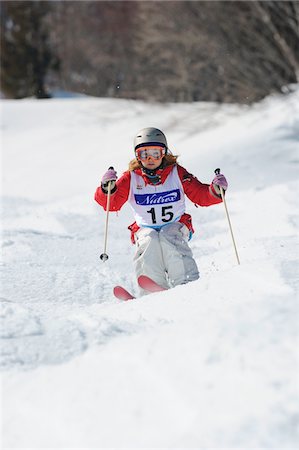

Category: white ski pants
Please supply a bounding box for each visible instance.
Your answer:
[133,222,199,291]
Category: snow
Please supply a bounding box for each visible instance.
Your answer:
[1,87,299,448]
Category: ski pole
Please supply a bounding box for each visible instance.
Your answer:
[215,168,240,265]
[100,166,114,262]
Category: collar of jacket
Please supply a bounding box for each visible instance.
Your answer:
[134,164,175,185]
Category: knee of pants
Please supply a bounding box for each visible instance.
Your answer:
[134,228,169,289]
[159,223,199,284]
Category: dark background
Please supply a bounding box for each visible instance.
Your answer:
[1,0,298,103]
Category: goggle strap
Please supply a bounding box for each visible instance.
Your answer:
[135,142,166,151]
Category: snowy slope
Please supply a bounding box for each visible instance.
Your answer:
[1,87,298,448]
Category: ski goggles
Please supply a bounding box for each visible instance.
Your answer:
[135,146,166,161]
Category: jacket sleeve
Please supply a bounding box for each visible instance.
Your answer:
[94,170,131,211]
[177,165,222,206]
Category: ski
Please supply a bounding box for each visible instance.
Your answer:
[137,275,167,293]
[113,285,135,301]
[113,275,167,301]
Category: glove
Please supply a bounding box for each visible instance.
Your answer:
[212,173,228,195]
[101,168,117,192]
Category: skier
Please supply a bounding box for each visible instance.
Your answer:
[95,127,228,291]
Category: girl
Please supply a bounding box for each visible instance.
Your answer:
[95,127,227,290]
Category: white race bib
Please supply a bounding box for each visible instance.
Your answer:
[128,166,185,228]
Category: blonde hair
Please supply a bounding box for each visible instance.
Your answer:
[129,153,178,171]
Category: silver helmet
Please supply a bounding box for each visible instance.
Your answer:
[134,127,168,150]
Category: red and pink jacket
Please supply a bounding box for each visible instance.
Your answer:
[95,164,222,243]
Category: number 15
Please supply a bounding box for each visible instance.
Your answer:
[146,206,174,224]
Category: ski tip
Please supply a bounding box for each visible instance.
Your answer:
[137,275,167,292]
[113,286,135,301]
